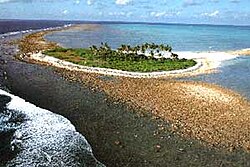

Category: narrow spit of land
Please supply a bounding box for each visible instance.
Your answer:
[18,25,240,78]
[5,24,250,166]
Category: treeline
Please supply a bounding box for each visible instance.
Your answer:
[89,43,179,61]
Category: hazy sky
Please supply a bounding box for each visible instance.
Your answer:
[0,0,249,25]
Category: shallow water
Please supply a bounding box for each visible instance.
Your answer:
[179,56,250,99]
[45,23,250,51]
[45,23,250,100]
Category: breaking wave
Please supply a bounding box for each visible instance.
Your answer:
[0,89,104,167]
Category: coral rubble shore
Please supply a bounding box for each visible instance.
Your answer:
[20,25,250,149]
[59,69,250,151]
[20,26,239,78]
[10,25,250,166]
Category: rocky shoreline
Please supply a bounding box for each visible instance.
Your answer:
[57,69,250,150]
[2,25,250,166]
[18,25,250,151]
[19,27,238,78]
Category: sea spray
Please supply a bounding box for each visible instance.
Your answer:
[0,89,105,167]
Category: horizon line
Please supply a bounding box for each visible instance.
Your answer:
[0,18,250,27]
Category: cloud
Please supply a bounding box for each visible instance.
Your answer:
[108,11,133,17]
[62,9,68,15]
[0,0,84,3]
[0,0,77,3]
[183,0,201,7]
[0,0,13,3]
[230,0,240,3]
[150,11,181,18]
[210,0,219,2]
[115,0,131,5]
[201,10,219,17]
[86,0,93,5]
[150,11,166,17]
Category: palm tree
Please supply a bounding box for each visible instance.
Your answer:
[118,44,127,53]
[150,50,154,58]
[159,44,164,51]
[117,46,123,53]
[89,42,176,62]
[141,46,146,54]
[154,43,157,50]
[104,42,111,51]
[90,45,97,51]
[127,45,131,52]
[90,45,98,56]
[144,42,150,50]
[165,45,172,52]
[171,53,179,60]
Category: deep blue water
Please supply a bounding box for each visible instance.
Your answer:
[46,23,250,52]
[0,20,70,34]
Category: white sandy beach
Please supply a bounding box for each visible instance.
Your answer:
[27,51,239,78]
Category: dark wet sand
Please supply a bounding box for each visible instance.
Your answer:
[1,33,250,166]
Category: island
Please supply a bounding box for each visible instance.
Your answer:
[43,43,196,72]
[6,25,250,167]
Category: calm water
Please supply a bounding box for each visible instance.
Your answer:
[0,19,250,165]
[46,23,250,99]
[46,23,250,51]
[180,56,250,99]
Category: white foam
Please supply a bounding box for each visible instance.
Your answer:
[0,23,73,39]
[9,31,21,35]
[175,51,238,68]
[0,89,104,166]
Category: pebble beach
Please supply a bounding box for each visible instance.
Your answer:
[2,24,250,166]
[19,24,250,150]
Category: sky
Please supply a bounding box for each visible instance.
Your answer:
[0,0,249,25]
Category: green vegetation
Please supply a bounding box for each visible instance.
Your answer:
[43,43,197,72]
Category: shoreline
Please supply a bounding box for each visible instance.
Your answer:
[27,50,240,78]
[17,25,250,150]
[58,68,250,149]
[4,52,250,166]
[2,24,250,166]
[0,89,104,166]
[27,51,203,78]
[17,23,245,78]
[230,48,250,56]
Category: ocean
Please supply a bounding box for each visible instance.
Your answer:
[45,23,250,52]
[0,20,104,166]
[45,22,250,99]
[1,19,250,166]
[181,56,250,99]
[0,90,104,167]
